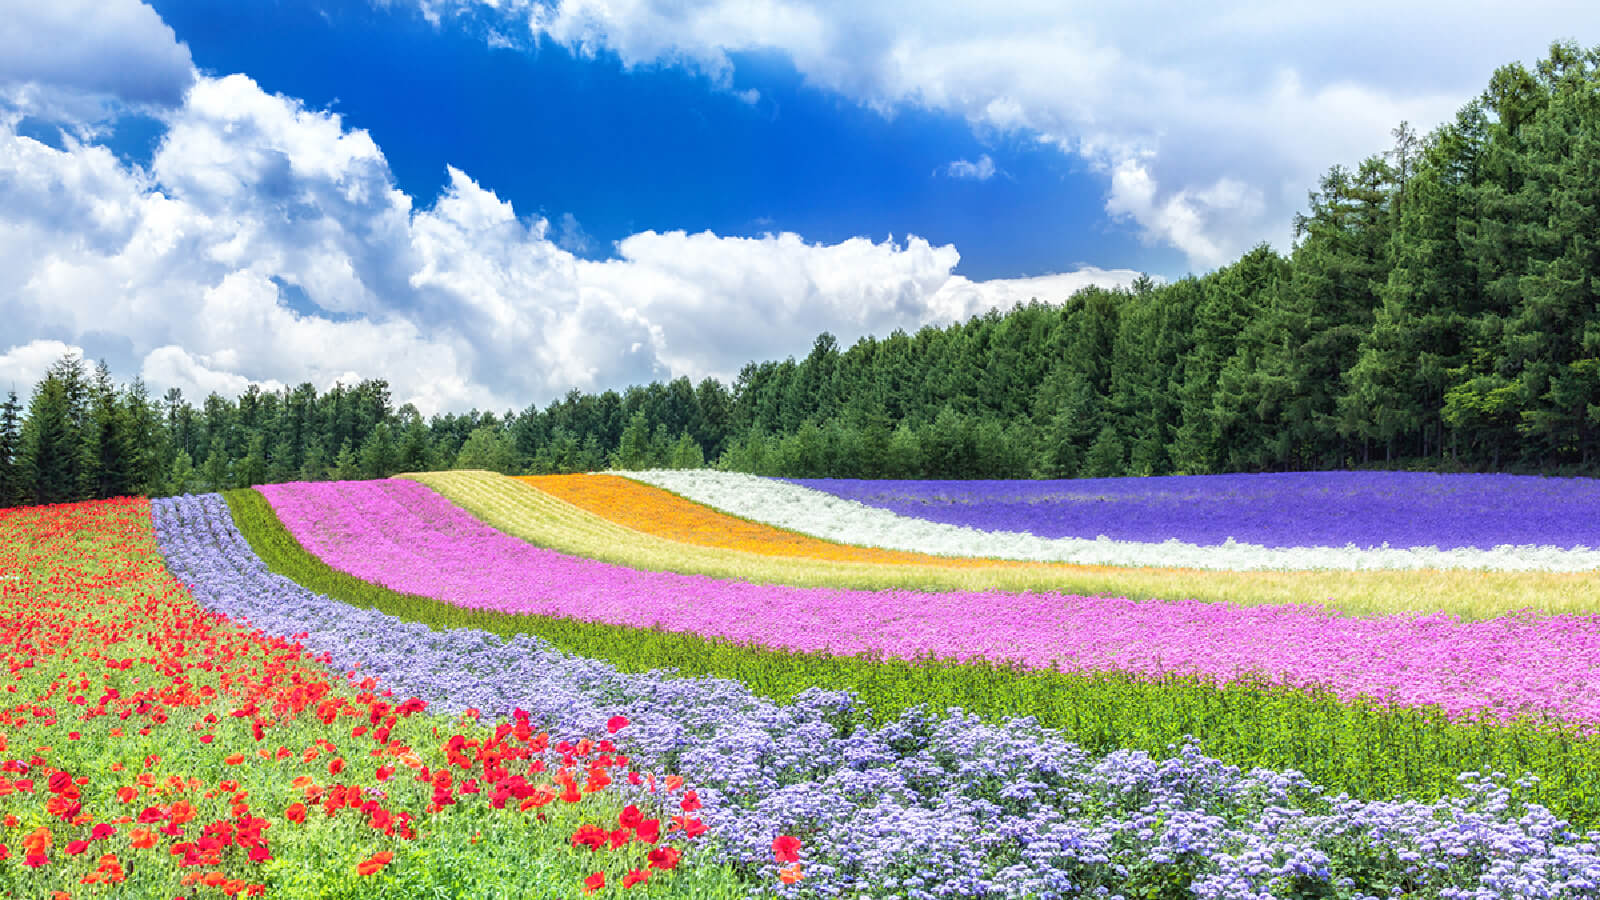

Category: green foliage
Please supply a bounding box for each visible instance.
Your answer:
[452,425,517,474]
[165,448,199,496]
[226,487,1600,831]
[0,390,21,507]
[665,431,705,469]
[203,436,232,492]
[19,355,88,505]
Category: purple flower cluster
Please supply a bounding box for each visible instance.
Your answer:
[150,493,1600,899]
[784,471,1600,551]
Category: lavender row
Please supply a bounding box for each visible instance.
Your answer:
[784,471,1600,551]
[150,493,1600,900]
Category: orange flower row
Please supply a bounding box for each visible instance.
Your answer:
[517,474,1155,577]
[520,474,1052,569]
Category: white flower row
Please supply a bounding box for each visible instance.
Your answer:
[618,469,1600,572]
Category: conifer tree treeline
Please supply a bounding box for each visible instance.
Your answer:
[1,40,1597,505]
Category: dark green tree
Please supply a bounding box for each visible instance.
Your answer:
[19,364,83,505]
[202,437,231,492]
[453,426,516,474]
[332,439,361,480]
[0,391,20,507]
[237,434,268,488]
[165,449,199,497]
[358,423,398,479]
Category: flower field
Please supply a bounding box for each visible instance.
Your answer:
[248,477,1600,732]
[630,470,1600,572]
[0,498,767,897]
[446,470,1588,619]
[7,469,1600,898]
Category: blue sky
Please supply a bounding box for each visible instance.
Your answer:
[1,0,1596,415]
[144,0,1166,285]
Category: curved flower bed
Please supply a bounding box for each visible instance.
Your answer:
[626,470,1600,572]
[150,492,1600,899]
[256,478,1600,728]
[784,471,1600,550]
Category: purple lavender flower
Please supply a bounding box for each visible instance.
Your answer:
[785,471,1600,551]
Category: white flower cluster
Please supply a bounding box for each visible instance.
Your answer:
[621,470,1600,572]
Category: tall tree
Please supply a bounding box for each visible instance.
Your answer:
[0,391,20,507]
[85,360,135,498]
[18,358,86,505]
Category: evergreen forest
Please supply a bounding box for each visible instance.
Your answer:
[2,40,1598,507]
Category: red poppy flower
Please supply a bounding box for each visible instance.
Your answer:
[284,803,307,824]
[623,869,650,888]
[772,835,802,863]
[606,715,629,733]
[619,804,643,829]
[570,824,608,852]
[647,846,680,870]
[636,818,661,844]
[355,850,393,876]
[583,872,605,894]
[679,791,701,812]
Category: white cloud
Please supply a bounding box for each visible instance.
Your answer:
[942,154,996,181]
[0,0,193,126]
[554,211,594,254]
[0,73,1141,415]
[418,0,1599,270]
[0,340,87,395]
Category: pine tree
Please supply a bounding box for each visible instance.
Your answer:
[453,426,515,474]
[397,420,432,473]
[202,437,231,492]
[122,378,167,496]
[333,439,361,481]
[85,361,135,498]
[267,437,296,484]
[358,423,398,479]
[237,434,268,488]
[165,449,198,497]
[19,372,79,504]
[1081,424,1126,478]
[666,432,705,469]
[0,391,20,507]
[299,440,330,482]
[610,412,654,470]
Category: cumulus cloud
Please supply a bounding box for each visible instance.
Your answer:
[0,73,1141,415]
[942,154,996,181]
[0,340,87,395]
[0,0,193,124]
[416,0,1597,269]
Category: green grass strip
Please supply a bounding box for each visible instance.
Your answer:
[223,486,1600,830]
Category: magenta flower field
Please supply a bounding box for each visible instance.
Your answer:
[258,479,1600,728]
